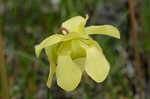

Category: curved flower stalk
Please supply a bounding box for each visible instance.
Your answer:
[35,15,120,91]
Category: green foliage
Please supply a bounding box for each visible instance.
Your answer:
[141,0,150,56]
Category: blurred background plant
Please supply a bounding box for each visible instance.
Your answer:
[0,0,150,99]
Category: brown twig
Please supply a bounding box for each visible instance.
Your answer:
[128,0,144,98]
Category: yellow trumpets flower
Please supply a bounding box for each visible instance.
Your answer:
[35,15,120,91]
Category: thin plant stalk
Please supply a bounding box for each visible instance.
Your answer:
[128,0,144,98]
[0,35,9,99]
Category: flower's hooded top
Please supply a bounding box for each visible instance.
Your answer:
[35,15,120,91]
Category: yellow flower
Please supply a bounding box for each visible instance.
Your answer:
[35,15,120,91]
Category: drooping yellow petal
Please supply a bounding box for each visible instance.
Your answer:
[62,15,88,33]
[81,39,102,52]
[73,57,85,72]
[85,25,120,39]
[45,45,58,88]
[35,34,64,57]
[56,55,82,91]
[80,41,110,82]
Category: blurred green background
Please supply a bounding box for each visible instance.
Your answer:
[0,0,150,99]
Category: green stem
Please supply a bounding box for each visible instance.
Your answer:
[0,0,9,98]
[0,35,9,99]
